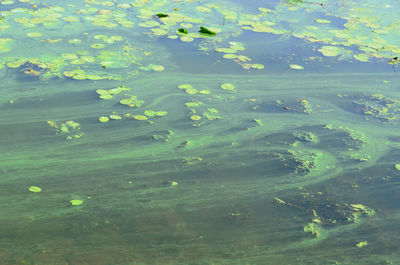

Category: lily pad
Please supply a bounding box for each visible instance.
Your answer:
[289,64,304,70]
[99,116,110,123]
[155,111,168,117]
[70,199,83,206]
[221,83,235,91]
[318,46,340,57]
[28,186,42,193]
[190,115,202,121]
[133,115,148,120]
[109,114,122,120]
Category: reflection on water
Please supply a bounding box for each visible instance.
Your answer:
[1,0,400,264]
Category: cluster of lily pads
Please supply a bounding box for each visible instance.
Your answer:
[47,120,83,140]
[98,110,168,123]
[178,83,226,124]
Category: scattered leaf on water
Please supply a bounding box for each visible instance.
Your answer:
[109,114,122,120]
[190,115,202,121]
[28,186,42,193]
[70,199,83,206]
[318,46,340,57]
[251,63,264,69]
[99,116,110,123]
[289,64,304,70]
[155,111,168,117]
[315,18,331,24]
[199,26,216,36]
[221,83,235,91]
[133,115,148,120]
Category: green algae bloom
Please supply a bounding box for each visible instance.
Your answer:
[70,199,84,206]
[28,186,42,193]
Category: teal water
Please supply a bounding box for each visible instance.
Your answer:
[1,0,400,264]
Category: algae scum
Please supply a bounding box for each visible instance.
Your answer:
[1,0,400,264]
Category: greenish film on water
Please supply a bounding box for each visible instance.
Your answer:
[1,0,400,264]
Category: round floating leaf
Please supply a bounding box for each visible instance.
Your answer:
[70,199,83,206]
[318,46,340,57]
[26,32,42,37]
[190,115,202,121]
[99,116,110,123]
[395,164,400,171]
[28,186,42,193]
[155,111,168,117]
[354,53,369,62]
[289,64,304,70]
[185,87,198,95]
[133,115,148,120]
[315,19,331,24]
[180,36,194,42]
[91,43,105,49]
[144,110,156,117]
[252,63,264,69]
[223,54,237,59]
[99,94,113,100]
[199,90,210,94]
[69,39,82,45]
[151,65,165,72]
[178,84,194,89]
[109,115,122,120]
[221,83,235,91]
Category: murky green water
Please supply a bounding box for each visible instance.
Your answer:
[1,0,400,264]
